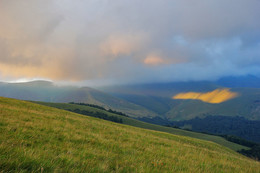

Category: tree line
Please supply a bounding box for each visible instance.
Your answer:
[66,108,123,124]
[69,102,129,117]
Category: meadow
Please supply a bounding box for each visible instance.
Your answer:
[37,102,248,151]
[0,97,259,172]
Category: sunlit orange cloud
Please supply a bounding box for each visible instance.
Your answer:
[172,89,239,104]
[100,34,147,58]
[144,55,166,66]
[144,53,188,66]
[0,60,83,81]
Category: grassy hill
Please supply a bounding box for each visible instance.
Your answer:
[100,83,260,121]
[0,81,157,118]
[35,101,248,151]
[1,97,259,172]
[165,88,260,121]
[2,80,260,122]
[107,87,260,143]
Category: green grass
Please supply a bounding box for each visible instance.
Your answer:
[1,97,260,172]
[36,102,248,151]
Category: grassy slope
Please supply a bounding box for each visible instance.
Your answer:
[0,97,259,172]
[34,102,248,152]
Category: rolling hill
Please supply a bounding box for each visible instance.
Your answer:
[2,77,260,122]
[99,78,260,121]
[0,81,157,118]
[98,77,260,142]
[165,87,260,121]
[0,97,259,172]
[34,101,248,151]
[1,77,260,143]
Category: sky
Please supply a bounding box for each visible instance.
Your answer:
[0,0,260,85]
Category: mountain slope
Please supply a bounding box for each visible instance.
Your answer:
[0,81,157,118]
[166,88,260,121]
[0,97,259,172]
[100,80,260,121]
[36,101,248,151]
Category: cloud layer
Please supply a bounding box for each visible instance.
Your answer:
[0,0,260,83]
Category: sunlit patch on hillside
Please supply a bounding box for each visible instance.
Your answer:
[172,89,239,104]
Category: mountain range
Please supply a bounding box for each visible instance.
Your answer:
[99,75,260,121]
[0,81,156,118]
[1,75,260,142]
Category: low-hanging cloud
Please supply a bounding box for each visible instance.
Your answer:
[0,0,260,83]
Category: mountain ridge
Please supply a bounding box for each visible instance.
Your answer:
[0,81,158,118]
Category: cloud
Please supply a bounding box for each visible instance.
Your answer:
[144,55,166,66]
[0,0,260,83]
[100,33,148,58]
[143,53,186,66]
